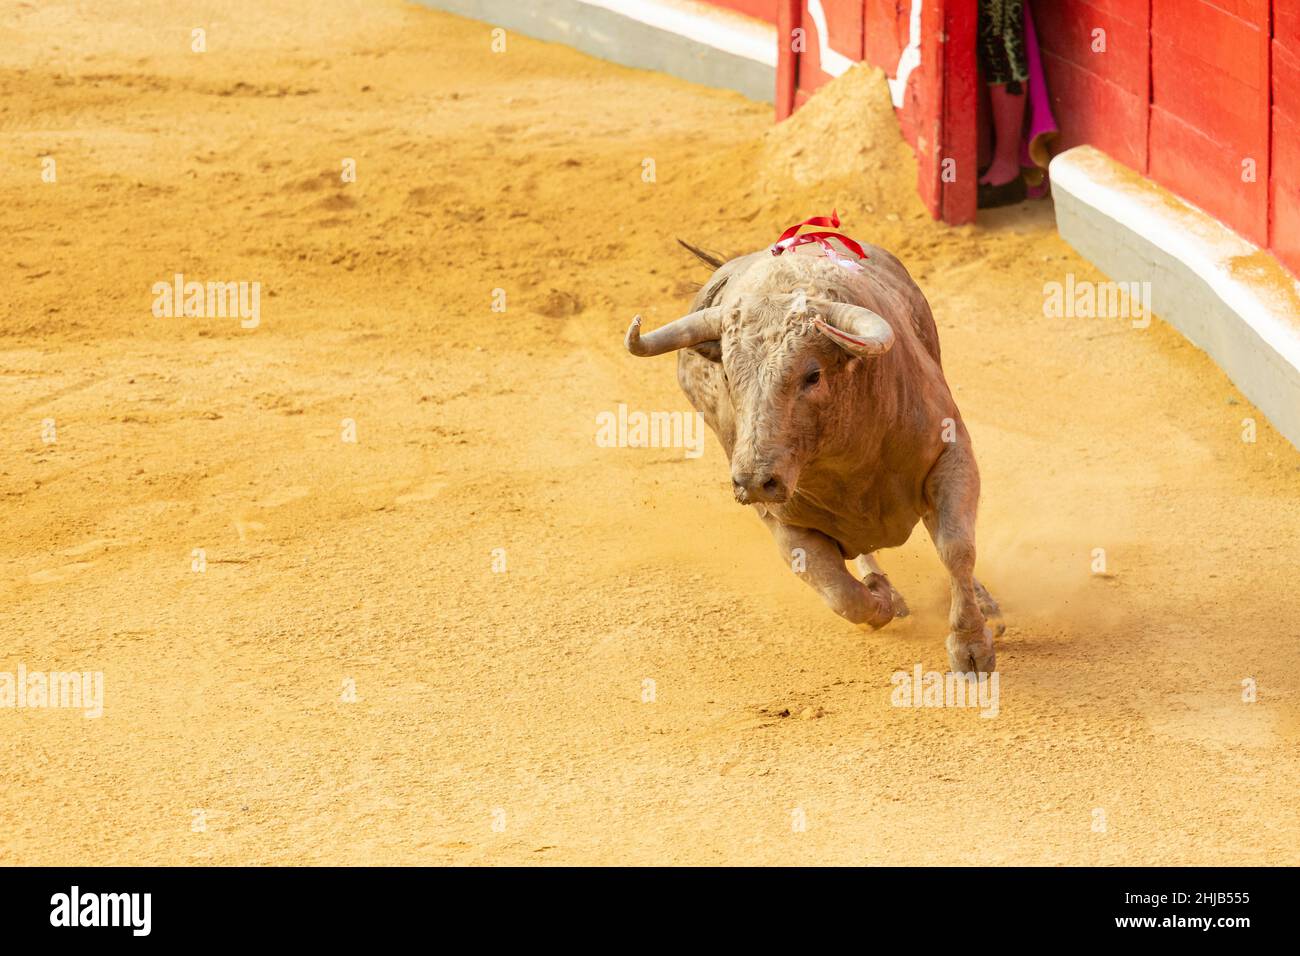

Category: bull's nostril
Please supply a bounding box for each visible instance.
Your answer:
[732,472,785,503]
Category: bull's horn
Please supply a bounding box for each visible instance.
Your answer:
[625,306,724,357]
[813,301,895,358]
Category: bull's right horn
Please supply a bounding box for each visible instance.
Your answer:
[625,306,724,357]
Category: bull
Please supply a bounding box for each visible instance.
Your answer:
[625,237,1003,673]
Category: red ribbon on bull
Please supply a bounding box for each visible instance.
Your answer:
[769,210,868,270]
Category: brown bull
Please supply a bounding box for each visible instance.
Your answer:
[625,238,1003,673]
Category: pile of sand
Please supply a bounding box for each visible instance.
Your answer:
[668,62,928,262]
[757,64,922,218]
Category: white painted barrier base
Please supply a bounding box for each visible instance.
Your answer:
[412,0,777,102]
[1052,145,1300,450]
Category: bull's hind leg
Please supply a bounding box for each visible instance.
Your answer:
[761,516,894,629]
[923,444,997,673]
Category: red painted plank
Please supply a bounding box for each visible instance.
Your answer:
[793,0,863,96]
[1273,39,1300,124]
[1180,0,1268,20]
[1038,50,1149,171]
[1032,0,1149,92]
[1151,35,1269,155]
[1146,0,1269,247]
[775,0,799,120]
[862,0,903,70]
[1150,0,1268,92]
[895,0,928,154]
[896,101,920,151]
[826,0,863,60]
[1278,4,1300,54]
[941,0,977,224]
[913,0,944,220]
[1273,35,1300,275]
[1044,0,1153,23]
[1149,105,1269,245]
[893,1,914,69]
[1271,107,1300,276]
[1031,0,1150,172]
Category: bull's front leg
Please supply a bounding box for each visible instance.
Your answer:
[922,442,999,674]
[759,514,894,629]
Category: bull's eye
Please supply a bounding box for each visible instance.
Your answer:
[802,368,822,388]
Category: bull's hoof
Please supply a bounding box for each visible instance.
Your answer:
[946,626,996,675]
[860,573,902,629]
[859,565,909,620]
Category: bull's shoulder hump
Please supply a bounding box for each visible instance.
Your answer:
[691,251,769,310]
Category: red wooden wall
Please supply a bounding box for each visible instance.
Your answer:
[1149,0,1271,246]
[701,0,1299,272]
[1032,0,1150,171]
[1034,0,1297,273]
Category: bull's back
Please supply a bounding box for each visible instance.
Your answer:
[852,243,942,366]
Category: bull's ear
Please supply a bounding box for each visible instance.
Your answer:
[691,341,722,362]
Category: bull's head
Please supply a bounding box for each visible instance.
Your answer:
[626,292,894,504]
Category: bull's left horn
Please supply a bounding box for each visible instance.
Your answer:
[625,306,724,357]
[813,301,895,358]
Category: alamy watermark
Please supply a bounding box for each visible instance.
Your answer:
[151,273,260,329]
[50,886,150,936]
[596,403,705,459]
[0,664,103,718]
[891,664,999,718]
[1043,274,1151,328]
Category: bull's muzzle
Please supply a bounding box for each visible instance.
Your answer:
[731,469,789,505]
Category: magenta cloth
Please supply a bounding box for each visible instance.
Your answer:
[1019,3,1059,196]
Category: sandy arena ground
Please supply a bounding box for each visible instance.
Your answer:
[2,0,1299,865]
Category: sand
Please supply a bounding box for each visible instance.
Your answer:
[1,0,1298,865]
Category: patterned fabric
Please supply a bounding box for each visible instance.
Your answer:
[979,0,1028,92]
